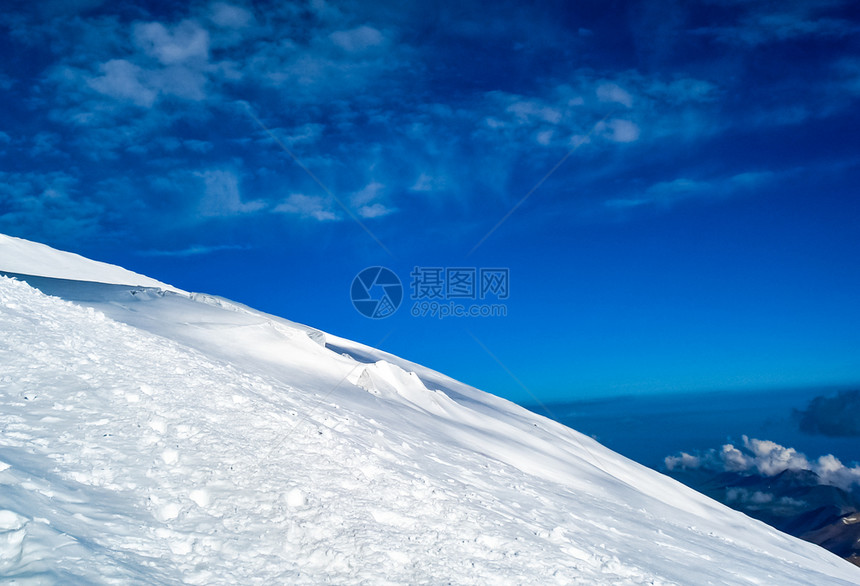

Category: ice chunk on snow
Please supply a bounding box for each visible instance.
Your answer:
[350,360,461,417]
[285,488,306,508]
[189,489,210,508]
[0,510,26,531]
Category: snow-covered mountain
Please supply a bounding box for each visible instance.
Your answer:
[1,235,859,584]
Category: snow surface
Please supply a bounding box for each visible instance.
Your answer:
[0,234,183,293]
[0,238,859,584]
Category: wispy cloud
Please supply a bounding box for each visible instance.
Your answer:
[133,20,210,66]
[596,82,633,108]
[605,171,775,210]
[477,72,719,154]
[329,25,387,53]
[208,2,255,30]
[349,181,395,219]
[196,169,265,217]
[356,202,394,219]
[138,243,252,257]
[273,194,339,222]
[87,59,159,107]
[693,1,859,46]
[1,0,857,250]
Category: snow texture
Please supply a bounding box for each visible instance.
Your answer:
[0,237,859,584]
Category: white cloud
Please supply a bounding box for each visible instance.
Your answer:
[726,488,774,506]
[350,181,384,206]
[483,117,505,130]
[196,169,264,217]
[52,14,218,132]
[151,64,208,101]
[664,452,700,471]
[81,52,209,112]
[348,181,395,218]
[535,129,554,145]
[596,82,633,107]
[480,71,718,152]
[743,437,811,476]
[133,20,210,65]
[208,2,254,29]
[568,134,591,148]
[719,444,752,472]
[242,30,402,96]
[273,193,338,221]
[285,123,325,146]
[410,172,448,193]
[87,59,157,107]
[329,25,386,52]
[814,454,860,491]
[602,118,640,143]
[505,98,563,125]
[357,203,394,218]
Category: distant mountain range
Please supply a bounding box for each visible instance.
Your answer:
[668,467,860,566]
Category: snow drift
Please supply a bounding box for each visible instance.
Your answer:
[1,235,859,584]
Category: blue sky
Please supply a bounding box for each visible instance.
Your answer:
[2,0,859,402]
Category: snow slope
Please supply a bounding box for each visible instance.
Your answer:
[0,238,859,584]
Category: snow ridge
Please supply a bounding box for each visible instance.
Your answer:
[0,234,183,292]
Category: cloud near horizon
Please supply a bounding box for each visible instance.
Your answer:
[665,435,860,492]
